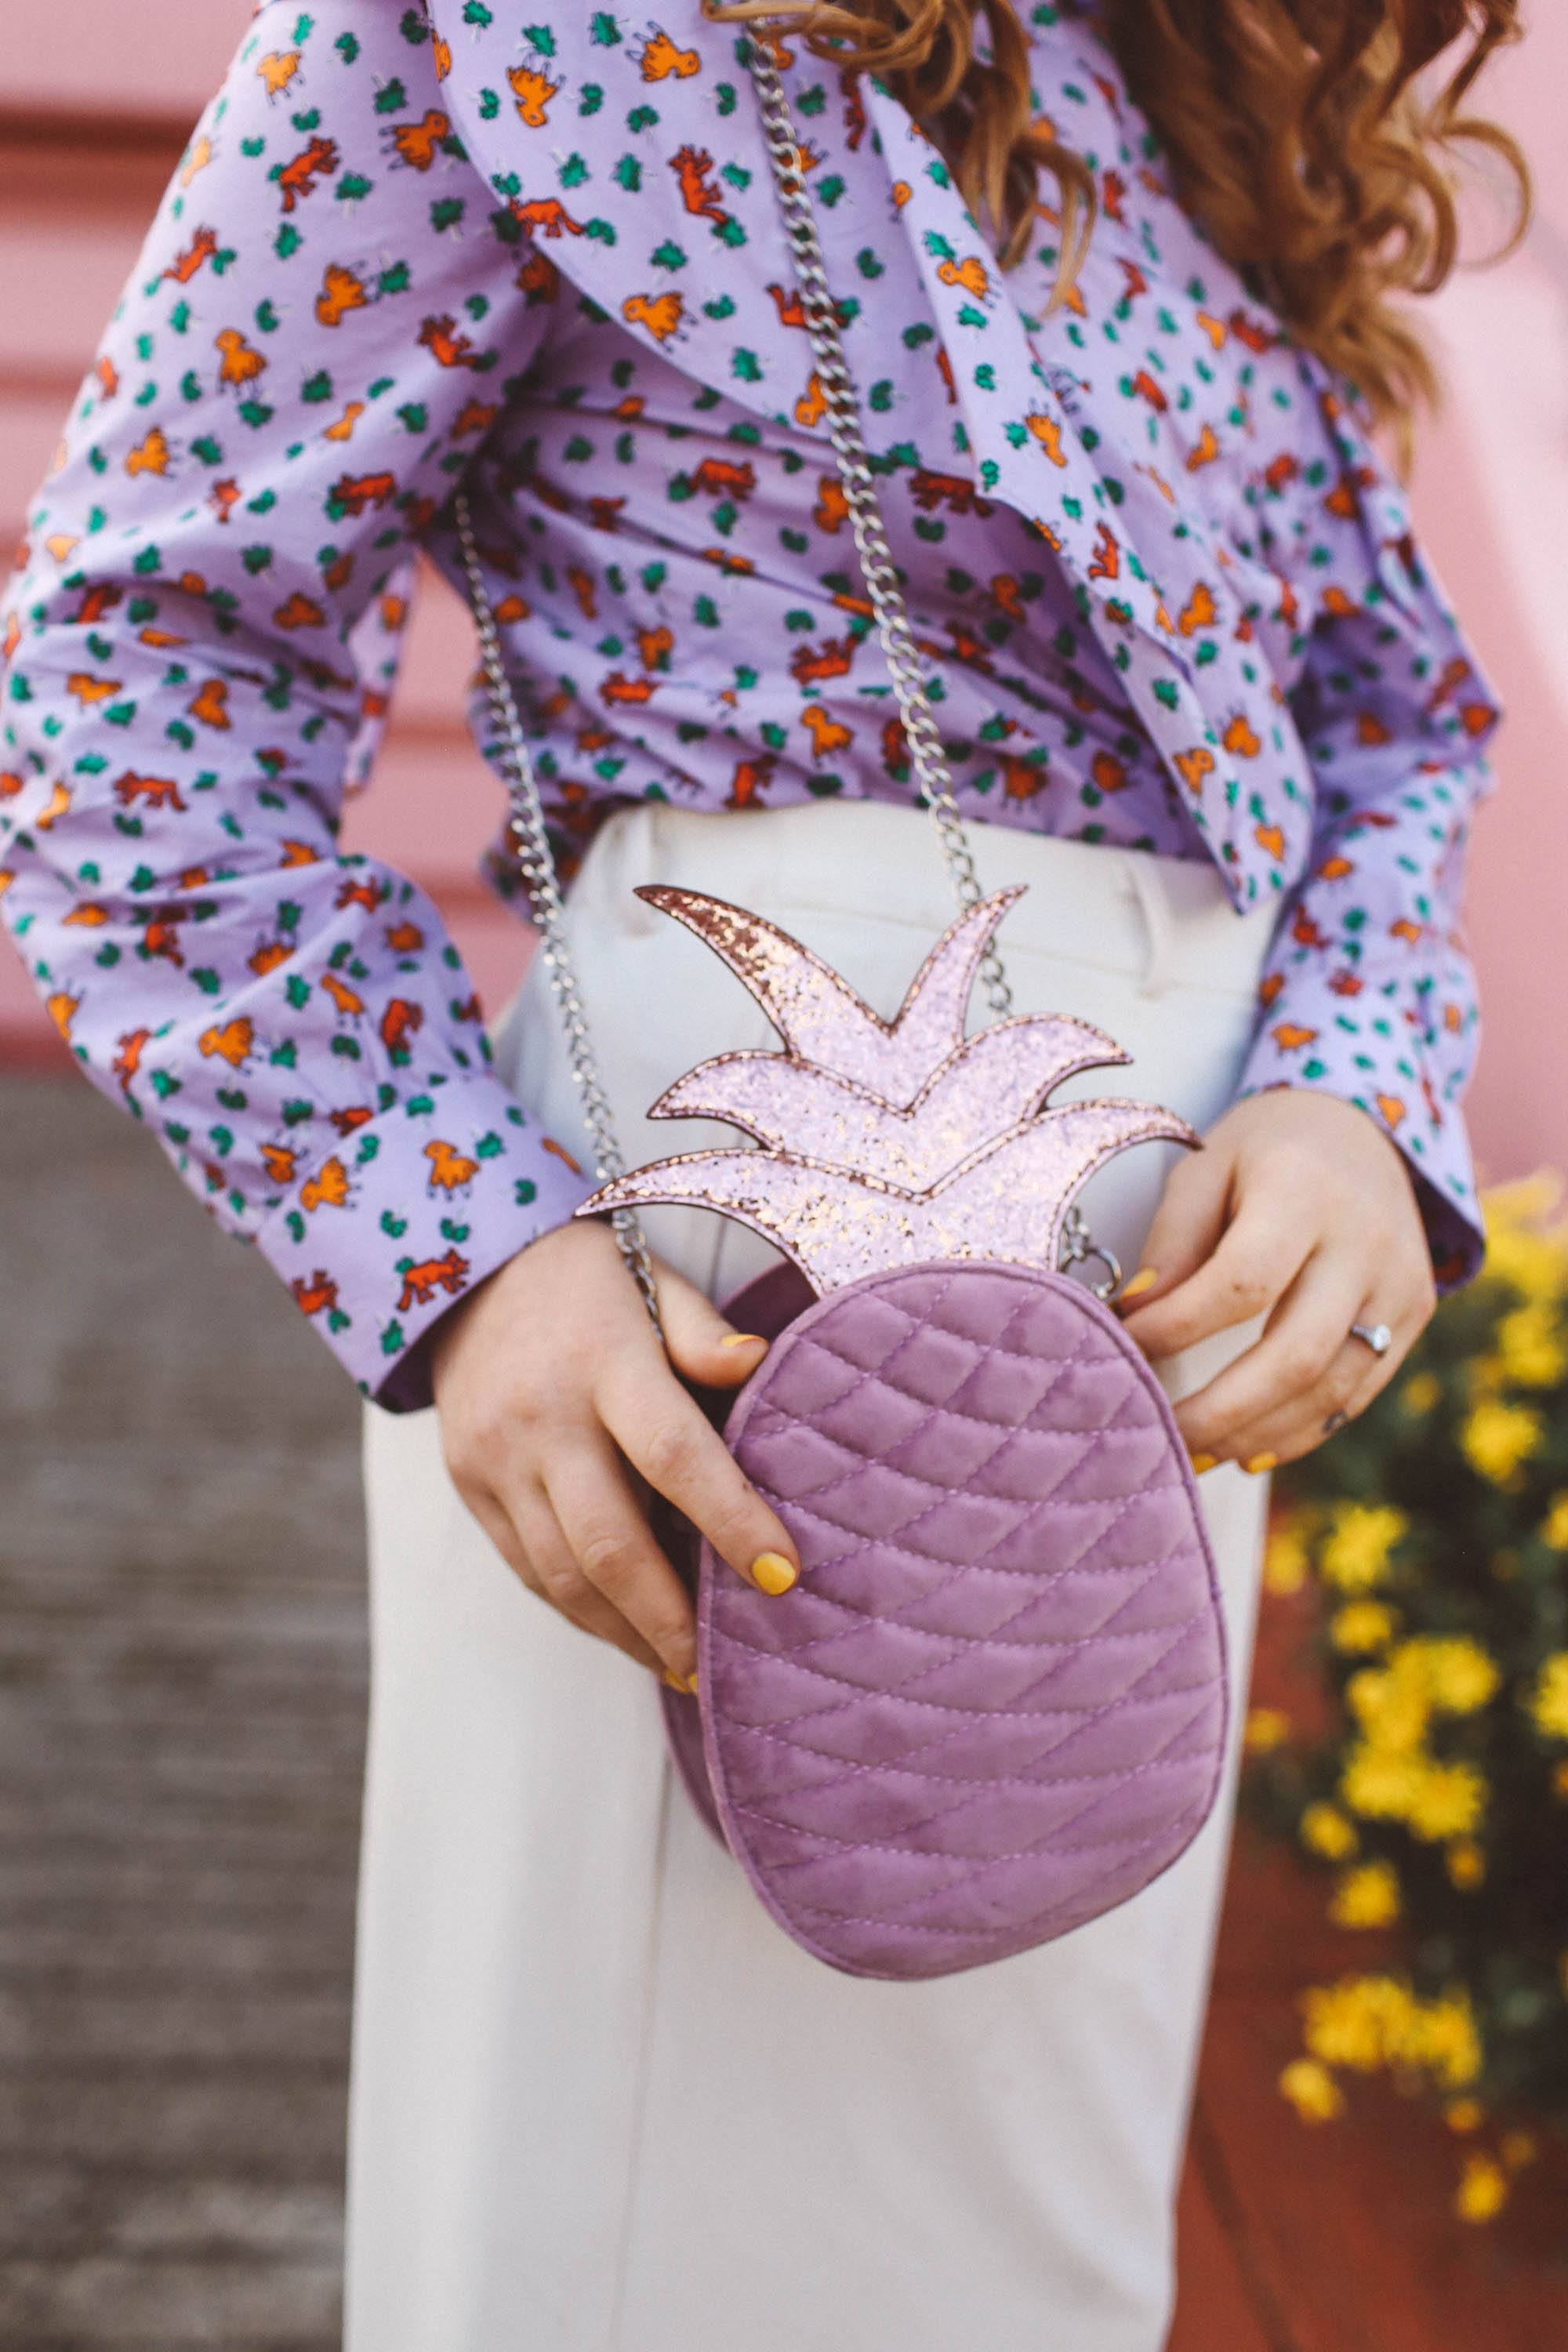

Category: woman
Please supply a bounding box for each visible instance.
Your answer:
[0,2,1524,2344]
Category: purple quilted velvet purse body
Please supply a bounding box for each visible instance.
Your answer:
[583,888,1229,1982]
[455,36,1229,1981]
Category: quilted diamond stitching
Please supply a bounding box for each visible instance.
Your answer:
[695,1262,1228,1977]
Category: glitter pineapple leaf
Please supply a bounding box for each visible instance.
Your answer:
[581,884,1197,1292]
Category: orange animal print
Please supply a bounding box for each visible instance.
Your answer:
[795,372,829,430]
[278,136,339,213]
[636,626,674,673]
[249,936,293,978]
[216,328,267,390]
[727,756,775,809]
[187,679,230,729]
[800,706,852,758]
[336,876,386,915]
[1376,1094,1407,1131]
[291,1269,341,1318]
[316,263,369,328]
[600,673,661,706]
[507,62,561,128]
[258,49,301,100]
[379,998,423,1062]
[814,475,848,533]
[419,314,481,369]
[1025,411,1066,466]
[1229,308,1277,354]
[637,29,700,81]
[113,1029,152,1094]
[300,1156,352,1214]
[397,1247,470,1314]
[513,197,585,239]
[162,227,221,285]
[1186,423,1220,471]
[1087,522,1121,582]
[141,912,186,965]
[936,254,991,301]
[46,990,81,1043]
[688,457,757,501]
[1091,750,1130,794]
[1223,714,1262,757]
[1177,582,1217,637]
[1255,822,1287,862]
[330,471,396,517]
[114,771,185,814]
[671,146,728,225]
[1174,747,1216,796]
[391,111,452,171]
[909,470,992,517]
[126,428,171,479]
[262,1142,302,1185]
[1001,756,1047,801]
[198,1018,255,1069]
[790,634,858,688]
[425,1139,480,1194]
[329,1105,375,1138]
[622,292,683,343]
[321,972,365,1018]
[1271,1023,1319,1053]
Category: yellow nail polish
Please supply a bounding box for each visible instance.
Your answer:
[751,1551,798,1595]
[662,1668,701,1696]
[1119,1267,1159,1303]
[1245,1452,1279,1476]
[720,1331,768,1350]
[1190,1452,1219,1475]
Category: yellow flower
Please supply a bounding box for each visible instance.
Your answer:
[1279,2058,1345,2123]
[1399,1636,1501,1717]
[1330,1860,1401,1929]
[1482,1178,1568,1303]
[1345,1664,1429,1754]
[1330,1600,1399,1655]
[1455,2152,1509,2223]
[1460,1398,1544,1485]
[1528,1653,1568,1741]
[1341,1742,1428,1822]
[1243,1706,1291,1754]
[1400,1370,1442,1420]
[1301,1974,1414,2072]
[1300,1802,1359,1860]
[1446,1839,1486,1890]
[1445,2098,1484,2134]
[1263,1515,1312,1597]
[1406,1760,1487,1843]
[1319,1503,1408,1592]
[1495,1302,1568,1388]
[1541,1494,1568,1551]
[1400,1990,1483,2090]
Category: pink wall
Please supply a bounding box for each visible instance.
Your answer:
[3,4,1566,1189]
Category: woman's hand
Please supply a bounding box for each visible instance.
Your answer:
[430,1219,798,1685]
[1117,1089,1436,1472]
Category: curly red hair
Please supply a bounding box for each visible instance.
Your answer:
[707,0,1530,424]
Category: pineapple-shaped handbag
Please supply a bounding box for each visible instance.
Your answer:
[452,36,1230,1980]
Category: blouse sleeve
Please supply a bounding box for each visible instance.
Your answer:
[1236,379,1499,1288]
[0,0,593,1408]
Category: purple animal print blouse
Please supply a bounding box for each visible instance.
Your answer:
[0,1,1497,1405]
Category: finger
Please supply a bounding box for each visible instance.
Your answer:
[1205,1306,1421,1470]
[509,1486,669,1675]
[546,1439,703,1679]
[457,1472,666,1674]
[597,1367,800,1596]
[1173,1247,1368,1460]
[1121,1192,1314,1363]
[655,1258,771,1392]
[1115,1142,1231,1314]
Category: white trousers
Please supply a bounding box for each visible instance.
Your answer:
[348,801,1276,2352]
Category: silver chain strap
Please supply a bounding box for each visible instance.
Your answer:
[452,30,1116,1311]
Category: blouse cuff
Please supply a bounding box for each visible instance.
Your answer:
[252,1076,597,1411]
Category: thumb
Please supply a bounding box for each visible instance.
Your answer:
[655,1259,771,1390]
[1116,1138,1232,1326]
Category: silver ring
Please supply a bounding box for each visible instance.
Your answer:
[1349,1320,1394,1358]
